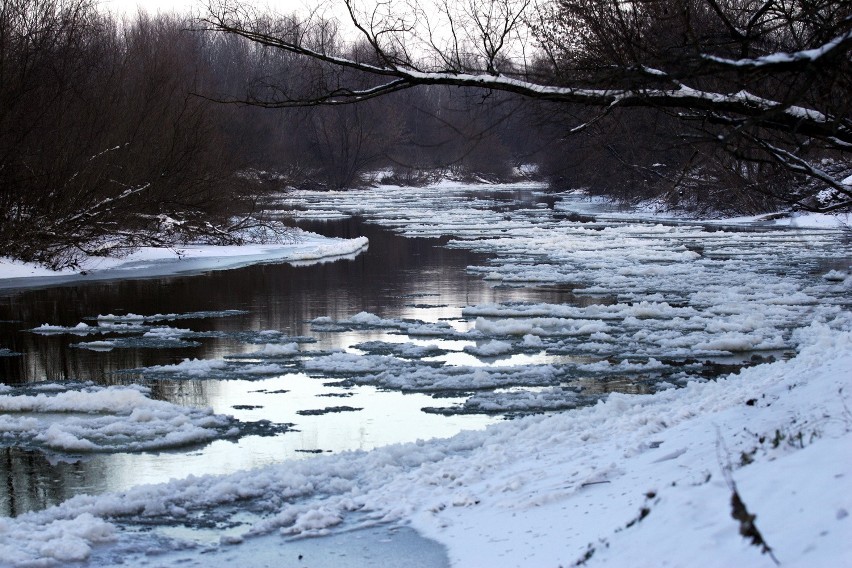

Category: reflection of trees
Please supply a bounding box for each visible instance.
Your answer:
[147,380,212,408]
[0,212,574,397]
[0,211,579,380]
[0,447,98,517]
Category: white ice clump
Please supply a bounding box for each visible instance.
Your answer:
[129,356,296,381]
[425,387,594,415]
[310,312,465,337]
[822,269,848,282]
[353,341,446,358]
[250,342,301,357]
[96,309,247,323]
[0,384,241,453]
[463,340,515,357]
[143,358,229,376]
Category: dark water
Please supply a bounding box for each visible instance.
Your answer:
[0,218,574,384]
[0,216,577,516]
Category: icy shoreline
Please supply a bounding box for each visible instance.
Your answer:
[0,230,369,290]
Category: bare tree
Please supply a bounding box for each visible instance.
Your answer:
[202,0,851,211]
[0,2,289,269]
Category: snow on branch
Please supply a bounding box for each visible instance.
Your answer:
[202,2,852,148]
[701,30,852,71]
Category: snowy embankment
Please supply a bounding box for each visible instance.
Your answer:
[0,323,849,566]
[0,230,368,289]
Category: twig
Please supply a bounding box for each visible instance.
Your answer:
[716,427,780,565]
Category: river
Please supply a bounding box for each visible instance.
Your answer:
[0,183,849,521]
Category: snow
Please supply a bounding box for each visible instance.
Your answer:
[703,29,852,68]
[0,230,369,289]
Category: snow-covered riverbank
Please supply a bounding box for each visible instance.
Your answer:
[0,230,369,290]
[0,183,850,566]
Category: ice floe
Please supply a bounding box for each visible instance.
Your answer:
[0,384,290,454]
[0,182,850,566]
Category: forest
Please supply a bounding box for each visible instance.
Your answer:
[2,0,850,268]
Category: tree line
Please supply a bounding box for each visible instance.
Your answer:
[2,0,849,268]
[0,0,538,269]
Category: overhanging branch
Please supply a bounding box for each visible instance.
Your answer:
[201,10,852,147]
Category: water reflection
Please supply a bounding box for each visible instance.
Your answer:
[0,447,101,517]
[0,218,577,516]
[0,219,575,385]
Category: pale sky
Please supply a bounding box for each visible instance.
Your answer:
[99,0,535,68]
[100,0,344,18]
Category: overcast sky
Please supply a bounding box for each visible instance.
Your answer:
[101,0,342,18]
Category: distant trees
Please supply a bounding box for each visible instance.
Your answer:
[3,1,528,268]
[204,0,852,213]
[0,0,264,268]
[200,14,535,188]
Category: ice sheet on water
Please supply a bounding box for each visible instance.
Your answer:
[353,340,448,358]
[296,405,363,416]
[462,301,699,320]
[462,339,516,357]
[33,309,318,360]
[423,387,600,416]
[307,357,564,392]
[121,357,294,380]
[225,342,302,358]
[31,310,249,336]
[311,312,471,338]
[0,347,22,356]
[225,331,317,345]
[66,325,270,351]
[71,336,202,351]
[94,309,249,323]
[30,321,149,335]
[0,383,291,454]
[302,352,439,376]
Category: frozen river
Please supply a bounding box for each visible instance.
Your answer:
[0,182,849,566]
[0,218,506,515]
